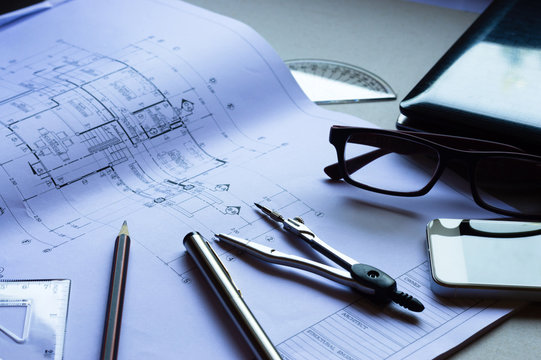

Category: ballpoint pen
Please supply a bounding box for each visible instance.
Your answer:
[183,232,282,360]
[216,203,424,312]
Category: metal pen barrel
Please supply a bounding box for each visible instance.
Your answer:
[183,232,282,360]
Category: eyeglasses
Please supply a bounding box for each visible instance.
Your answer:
[324,126,541,219]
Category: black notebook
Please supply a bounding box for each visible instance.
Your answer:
[398,0,541,155]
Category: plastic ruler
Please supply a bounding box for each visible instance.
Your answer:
[0,279,71,360]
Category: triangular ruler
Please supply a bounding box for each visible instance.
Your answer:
[0,299,32,343]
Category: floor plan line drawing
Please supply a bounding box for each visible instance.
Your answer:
[0,38,314,277]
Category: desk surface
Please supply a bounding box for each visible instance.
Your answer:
[186,0,541,358]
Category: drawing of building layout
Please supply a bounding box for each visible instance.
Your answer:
[0,38,313,275]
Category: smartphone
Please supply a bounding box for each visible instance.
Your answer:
[426,218,541,300]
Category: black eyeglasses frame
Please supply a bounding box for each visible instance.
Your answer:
[325,125,541,219]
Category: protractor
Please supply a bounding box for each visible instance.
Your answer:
[285,59,396,104]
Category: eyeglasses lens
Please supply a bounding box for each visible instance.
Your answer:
[475,156,541,216]
[344,133,440,193]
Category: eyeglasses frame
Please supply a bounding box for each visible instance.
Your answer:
[325,125,541,219]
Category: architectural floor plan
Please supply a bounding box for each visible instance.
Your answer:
[0,37,306,272]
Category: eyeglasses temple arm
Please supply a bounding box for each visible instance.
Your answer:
[324,148,391,180]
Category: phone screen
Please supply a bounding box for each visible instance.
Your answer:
[427,219,541,287]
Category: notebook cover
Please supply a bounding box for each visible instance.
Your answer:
[398,0,541,154]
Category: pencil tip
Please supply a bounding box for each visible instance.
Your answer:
[119,221,129,236]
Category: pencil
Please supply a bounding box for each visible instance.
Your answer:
[101,221,131,360]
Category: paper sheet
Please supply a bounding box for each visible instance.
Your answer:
[0,0,520,358]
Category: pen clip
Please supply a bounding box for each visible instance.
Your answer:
[205,240,242,297]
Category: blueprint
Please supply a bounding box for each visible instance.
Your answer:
[0,0,520,359]
[0,37,289,264]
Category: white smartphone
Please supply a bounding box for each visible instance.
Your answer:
[426,218,541,300]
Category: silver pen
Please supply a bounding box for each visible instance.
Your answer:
[183,232,282,360]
